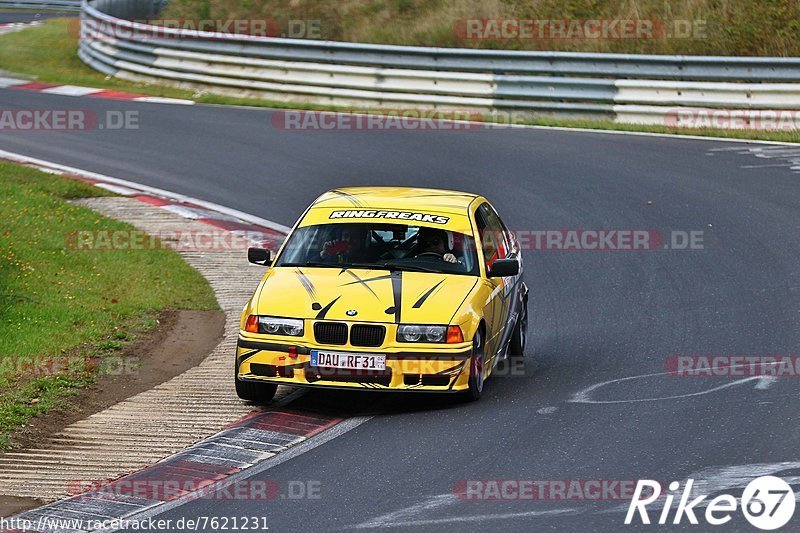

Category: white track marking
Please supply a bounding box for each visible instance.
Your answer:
[740,163,795,169]
[133,96,195,105]
[41,85,104,97]
[754,375,778,389]
[92,182,142,195]
[352,494,460,529]
[570,372,778,404]
[160,204,204,219]
[0,76,29,88]
[537,406,558,414]
[0,148,292,233]
[376,507,578,527]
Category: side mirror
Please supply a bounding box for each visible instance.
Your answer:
[488,258,519,278]
[248,247,272,266]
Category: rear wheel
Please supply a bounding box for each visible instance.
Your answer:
[464,329,485,401]
[235,359,277,403]
[509,298,528,358]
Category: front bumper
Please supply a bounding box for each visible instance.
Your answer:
[236,336,473,392]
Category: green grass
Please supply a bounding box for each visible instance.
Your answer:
[162,0,800,56]
[0,18,329,107]
[0,19,202,100]
[0,163,218,447]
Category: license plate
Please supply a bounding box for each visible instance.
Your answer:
[311,350,386,371]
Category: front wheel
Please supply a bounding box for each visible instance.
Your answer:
[235,360,277,403]
[509,298,528,358]
[464,329,485,402]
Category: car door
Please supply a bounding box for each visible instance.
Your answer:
[491,204,523,355]
[474,202,513,367]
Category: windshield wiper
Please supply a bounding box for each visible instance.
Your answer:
[282,261,442,274]
[378,262,441,273]
[281,261,340,268]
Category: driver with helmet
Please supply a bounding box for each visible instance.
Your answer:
[415,227,458,263]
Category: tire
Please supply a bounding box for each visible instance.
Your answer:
[509,297,528,358]
[234,359,277,403]
[464,328,485,402]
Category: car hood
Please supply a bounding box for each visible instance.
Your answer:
[254,267,479,324]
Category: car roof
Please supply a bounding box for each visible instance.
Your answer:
[301,187,483,234]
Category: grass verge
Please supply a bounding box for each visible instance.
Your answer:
[162,0,800,56]
[0,19,798,146]
[0,162,218,448]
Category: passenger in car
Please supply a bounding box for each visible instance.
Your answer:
[319,225,368,263]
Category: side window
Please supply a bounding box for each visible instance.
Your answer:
[475,203,507,271]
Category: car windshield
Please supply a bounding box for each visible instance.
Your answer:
[275,222,479,276]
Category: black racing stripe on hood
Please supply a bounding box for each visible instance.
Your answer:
[384,271,403,323]
[412,279,445,309]
[295,268,318,302]
[342,270,380,299]
[316,295,341,319]
[347,273,393,285]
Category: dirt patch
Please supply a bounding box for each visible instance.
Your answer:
[0,308,224,517]
[0,495,44,518]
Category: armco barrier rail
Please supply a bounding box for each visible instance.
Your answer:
[78,0,800,128]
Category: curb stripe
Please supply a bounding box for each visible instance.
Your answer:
[0,75,196,106]
[87,89,145,100]
[8,408,342,530]
[15,81,59,91]
[40,85,104,97]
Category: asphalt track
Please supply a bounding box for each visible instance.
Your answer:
[2,88,800,531]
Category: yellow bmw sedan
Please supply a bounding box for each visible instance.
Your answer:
[236,187,527,401]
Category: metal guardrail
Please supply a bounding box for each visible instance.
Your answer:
[78,0,800,127]
[0,0,80,10]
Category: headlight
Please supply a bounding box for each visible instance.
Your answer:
[397,324,447,343]
[245,315,304,336]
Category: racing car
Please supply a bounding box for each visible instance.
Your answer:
[236,187,527,401]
